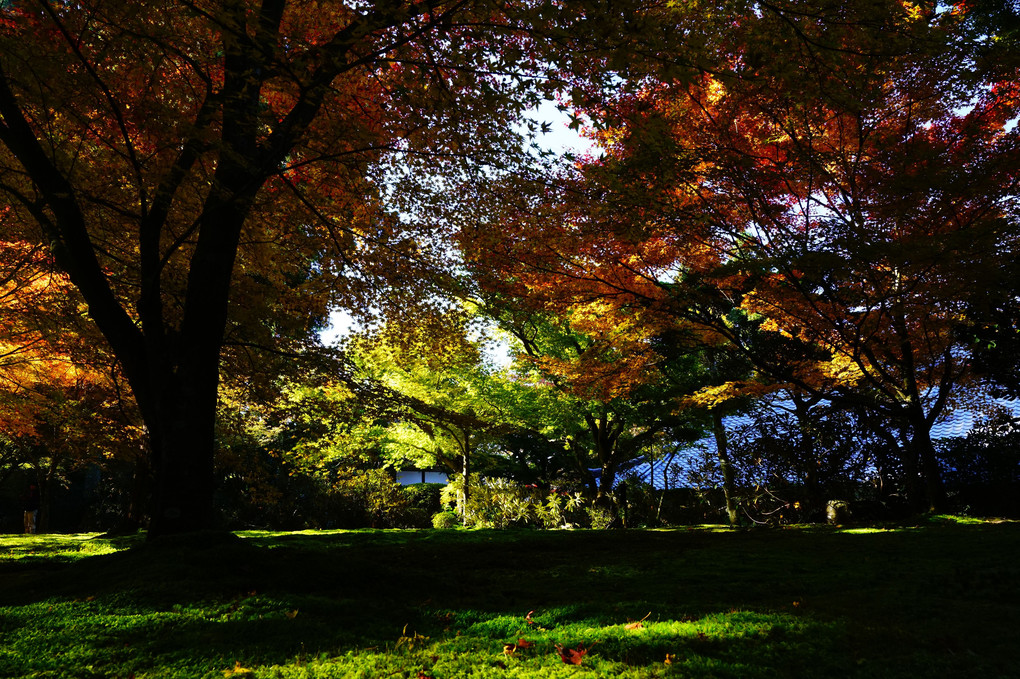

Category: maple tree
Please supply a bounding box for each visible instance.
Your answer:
[478,300,709,511]
[1,232,152,529]
[467,0,1020,512]
[0,323,146,531]
[348,316,517,511]
[0,0,572,535]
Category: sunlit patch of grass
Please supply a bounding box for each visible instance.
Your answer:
[0,533,139,563]
[207,610,843,678]
[922,513,1012,525]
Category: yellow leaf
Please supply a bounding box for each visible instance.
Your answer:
[223,661,254,677]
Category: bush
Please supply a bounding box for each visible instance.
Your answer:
[403,483,444,516]
[431,510,460,529]
[441,474,586,528]
[586,505,617,530]
[826,500,852,525]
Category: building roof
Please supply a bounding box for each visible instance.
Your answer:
[624,399,1020,490]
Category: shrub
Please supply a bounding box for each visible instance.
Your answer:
[441,474,586,528]
[826,500,852,525]
[321,468,423,529]
[431,510,460,529]
[586,505,617,530]
[403,483,445,517]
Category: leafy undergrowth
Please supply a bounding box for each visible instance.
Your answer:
[1,521,1018,678]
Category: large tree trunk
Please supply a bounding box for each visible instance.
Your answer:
[146,369,219,537]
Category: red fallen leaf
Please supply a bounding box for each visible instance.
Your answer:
[504,639,534,656]
[555,643,589,665]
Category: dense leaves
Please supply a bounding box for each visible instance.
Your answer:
[1,0,1018,531]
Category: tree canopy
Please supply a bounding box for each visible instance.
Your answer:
[1,0,1017,532]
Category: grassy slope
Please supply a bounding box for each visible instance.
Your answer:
[0,521,1018,678]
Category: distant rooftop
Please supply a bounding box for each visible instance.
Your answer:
[624,398,1020,490]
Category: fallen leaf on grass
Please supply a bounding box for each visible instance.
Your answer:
[624,612,651,630]
[524,610,549,631]
[503,639,534,656]
[556,643,591,665]
[284,609,299,619]
[223,661,254,677]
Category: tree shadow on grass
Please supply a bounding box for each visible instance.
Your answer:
[1,526,1018,677]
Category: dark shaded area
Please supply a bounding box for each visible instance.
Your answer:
[1,525,1019,677]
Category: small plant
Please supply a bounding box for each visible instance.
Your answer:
[586,505,617,530]
[826,500,851,525]
[441,474,586,528]
[431,510,460,529]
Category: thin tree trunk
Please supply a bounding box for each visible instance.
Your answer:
[460,430,471,519]
[909,417,948,513]
[713,410,739,527]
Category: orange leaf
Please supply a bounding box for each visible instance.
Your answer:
[625,612,650,629]
[555,643,589,665]
[504,638,534,656]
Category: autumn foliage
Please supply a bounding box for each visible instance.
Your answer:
[1,1,1017,530]
[461,0,1020,512]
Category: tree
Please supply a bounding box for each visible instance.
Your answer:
[465,0,1020,512]
[0,0,558,535]
[350,317,519,512]
[479,300,708,511]
[0,340,146,531]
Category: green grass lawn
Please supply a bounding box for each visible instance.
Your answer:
[1,520,1018,678]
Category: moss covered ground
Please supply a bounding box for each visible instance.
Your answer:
[1,519,1018,678]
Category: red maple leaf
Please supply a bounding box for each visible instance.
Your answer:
[555,643,589,665]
